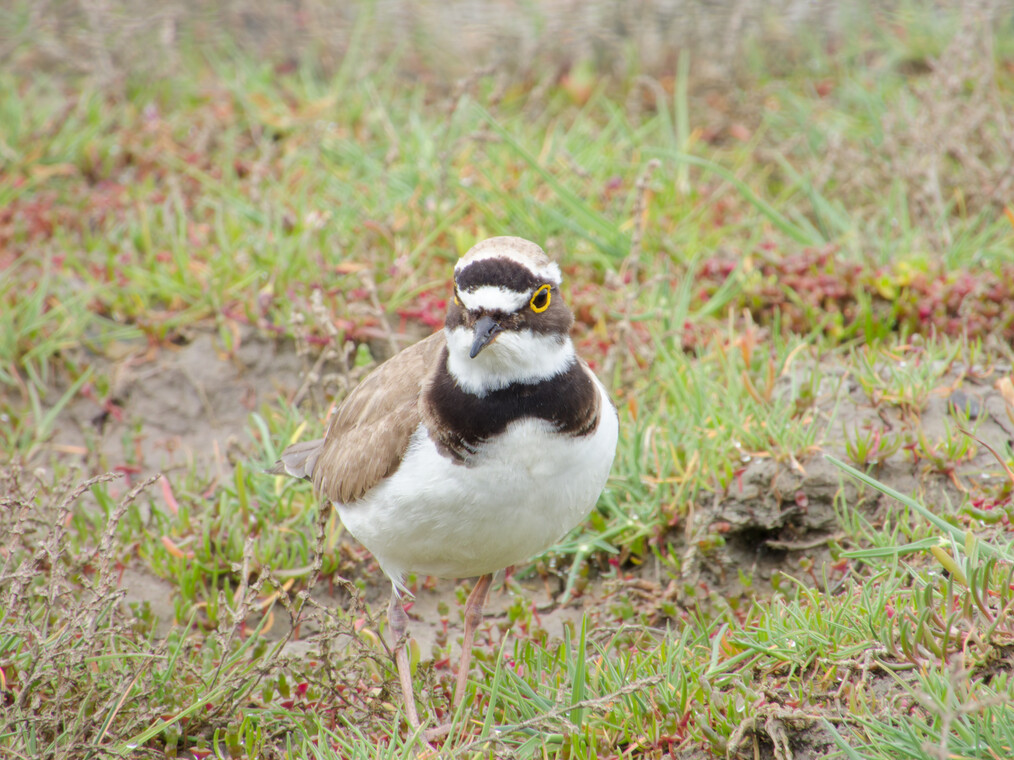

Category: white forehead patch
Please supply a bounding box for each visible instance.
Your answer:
[457,285,529,313]
[454,236,562,286]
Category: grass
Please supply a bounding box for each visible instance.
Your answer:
[4,1,1014,757]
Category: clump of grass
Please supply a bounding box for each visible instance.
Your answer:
[851,340,960,418]
[843,423,902,469]
[825,457,1014,759]
[1,467,174,756]
[0,463,389,759]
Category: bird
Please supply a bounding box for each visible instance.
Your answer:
[271,236,618,731]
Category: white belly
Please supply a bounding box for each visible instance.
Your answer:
[337,381,618,589]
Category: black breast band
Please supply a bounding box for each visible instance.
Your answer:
[424,348,599,460]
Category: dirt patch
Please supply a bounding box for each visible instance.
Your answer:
[53,327,305,477]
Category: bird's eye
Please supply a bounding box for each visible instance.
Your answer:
[529,284,551,313]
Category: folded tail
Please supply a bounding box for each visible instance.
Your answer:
[268,438,325,481]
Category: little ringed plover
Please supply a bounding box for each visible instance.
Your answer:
[272,236,618,729]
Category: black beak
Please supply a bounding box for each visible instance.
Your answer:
[469,315,502,358]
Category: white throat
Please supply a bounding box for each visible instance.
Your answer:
[445,326,576,396]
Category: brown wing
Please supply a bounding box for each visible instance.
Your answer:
[306,330,445,504]
[269,437,324,480]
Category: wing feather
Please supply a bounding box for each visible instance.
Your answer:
[280,331,444,504]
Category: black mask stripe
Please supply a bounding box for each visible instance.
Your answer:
[455,259,547,293]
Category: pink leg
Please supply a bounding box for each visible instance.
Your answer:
[388,593,420,728]
[452,573,494,707]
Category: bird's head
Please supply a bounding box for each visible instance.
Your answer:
[444,237,576,396]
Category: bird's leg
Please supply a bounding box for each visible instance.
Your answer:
[388,592,421,729]
[452,572,494,707]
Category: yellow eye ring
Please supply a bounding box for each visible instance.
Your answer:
[530,284,552,313]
